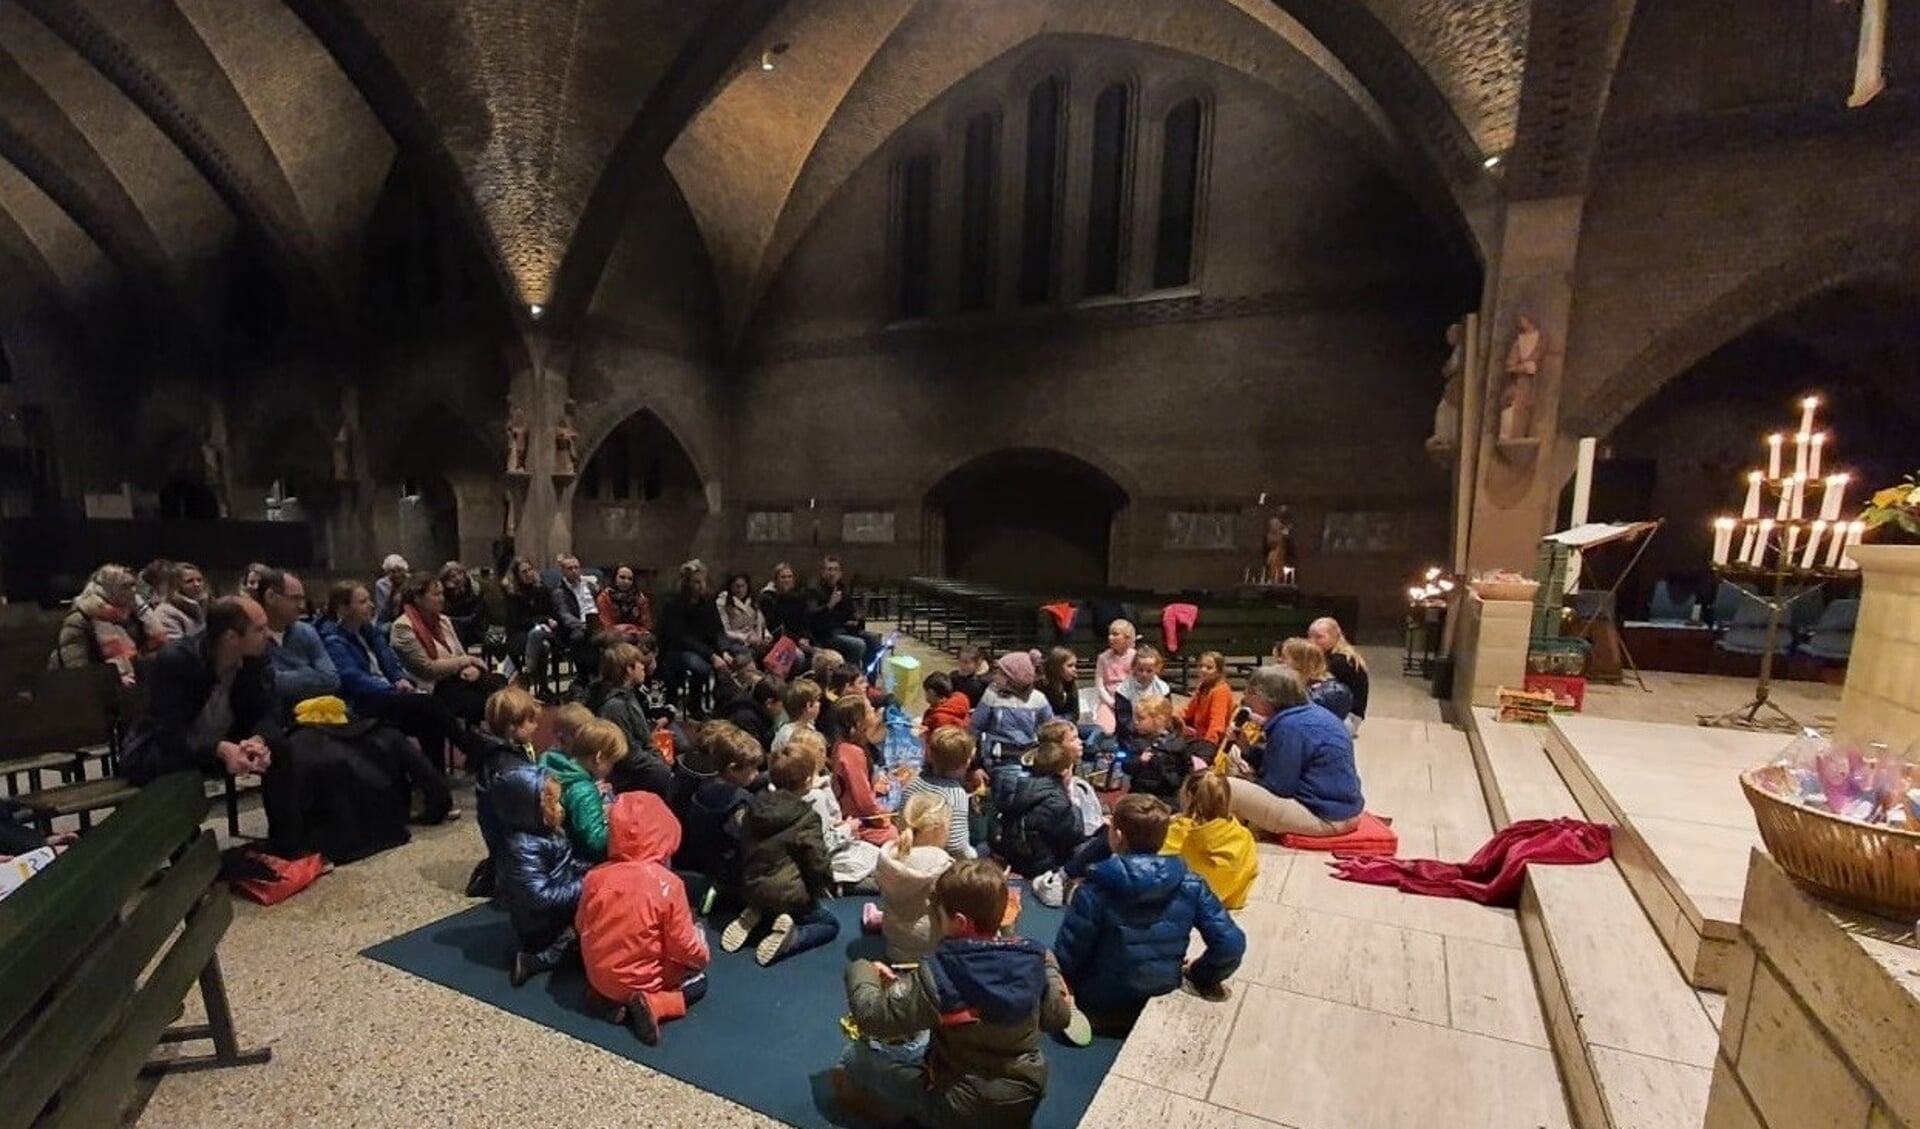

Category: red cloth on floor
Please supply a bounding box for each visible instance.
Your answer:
[1330,818,1612,907]
[1161,602,1199,653]
[1282,811,1397,855]
[1041,602,1077,633]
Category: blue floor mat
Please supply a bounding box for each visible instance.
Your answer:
[362,892,1121,1128]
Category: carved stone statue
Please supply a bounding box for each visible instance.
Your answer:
[553,401,579,477]
[1499,314,1543,441]
[332,421,354,482]
[1262,508,1295,585]
[1428,320,1466,452]
[199,429,230,518]
[506,400,530,475]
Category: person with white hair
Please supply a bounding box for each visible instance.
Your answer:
[372,553,410,626]
[1224,664,1365,838]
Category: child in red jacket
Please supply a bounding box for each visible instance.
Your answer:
[920,672,972,734]
[576,790,711,1045]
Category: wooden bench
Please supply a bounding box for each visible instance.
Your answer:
[0,772,270,1129]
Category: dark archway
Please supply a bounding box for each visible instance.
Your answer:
[157,479,220,521]
[928,448,1128,590]
[571,408,704,577]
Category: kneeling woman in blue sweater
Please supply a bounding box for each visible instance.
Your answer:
[1226,665,1364,837]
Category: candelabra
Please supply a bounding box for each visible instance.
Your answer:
[1700,395,1864,732]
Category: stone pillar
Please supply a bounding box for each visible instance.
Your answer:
[507,333,574,565]
[1464,197,1586,576]
[1836,544,1920,745]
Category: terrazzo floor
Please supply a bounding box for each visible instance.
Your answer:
[134,640,1576,1129]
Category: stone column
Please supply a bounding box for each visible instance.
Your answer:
[1836,544,1920,745]
[1464,197,1586,576]
[507,332,574,565]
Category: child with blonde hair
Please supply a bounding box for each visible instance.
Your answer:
[1309,616,1369,734]
[771,679,823,755]
[906,726,979,858]
[467,685,542,898]
[550,703,595,750]
[790,728,882,890]
[863,793,956,960]
[1162,772,1258,910]
[1278,636,1353,721]
[540,718,628,862]
[1093,619,1137,734]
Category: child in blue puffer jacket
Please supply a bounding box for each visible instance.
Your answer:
[491,762,591,987]
[1053,793,1245,1033]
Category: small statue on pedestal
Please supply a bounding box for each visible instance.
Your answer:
[1427,320,1466,456]
[506,400,530,475]
[1499,314,1543,441]
[553,401,579,477]
[1262,508,1295,586]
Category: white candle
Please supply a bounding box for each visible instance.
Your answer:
[1820,474,1849,522]
[1793,432,1811,480]
[1712,517,1736,566]
[1742,471,1764,519]
[1799,395,1819,438]
[1570,436,1597,526]
[1738,521,1759,566]
[1790,476,1806,521]
[1783,525,1800,567]
[1842,521,1866,569]
[1766,434,1784,479]
[1751,519,1775,567]
[1777,476,1796,521]
[1801,521,1827,569]
[1826,521,1848,568]
[1808,432,1825,480]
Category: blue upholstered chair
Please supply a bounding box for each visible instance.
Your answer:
[1709,580,1756,629]
[1716,594,1792,657]
[1645,580,1691,624]
[1801,599,1859,663]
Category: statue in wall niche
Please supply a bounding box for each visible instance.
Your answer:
[506,399,530,475]
[199,428,230,518]
[1499,314,1543,441]
[1262,508,1295,586]
[1427,320,1466,454]
[332,421,354,482]
[553,401,579,477]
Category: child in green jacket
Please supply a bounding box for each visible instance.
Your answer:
[539,718,627,862]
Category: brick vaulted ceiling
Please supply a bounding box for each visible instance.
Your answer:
[0,0,1553,350]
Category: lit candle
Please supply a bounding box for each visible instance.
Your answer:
[1808,432,1825,480]
[1751,519,1774,567]
[1840,521,1866,570]
[1742,471,1764,519]
[1820,474,1849,522]
[1825,520,1848,568]
[1766,434,1784,479]
[1777,476,1796,521]
[1801,520,1827,569]
[1712,517,1736,566]
[1793,431,1811,480]
[1738,521,1759,566]
[1799,395,1819,437]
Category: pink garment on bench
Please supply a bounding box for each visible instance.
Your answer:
[1328,817,1612,907]
[1041,602,1077,634]
[1161,602,1199,653]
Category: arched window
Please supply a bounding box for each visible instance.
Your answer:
[958,113,998,312]
[893,153,935,320]
[1084,83,1131,298]
[1153,98,1204,289]
[1019,77,1063,305]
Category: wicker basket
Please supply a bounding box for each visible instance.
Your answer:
[1469,579,1539,602]
[1741,765,1920,920]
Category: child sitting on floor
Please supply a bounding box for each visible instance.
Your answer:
[1112,645,1170,740]
[1162,772,1258,910]
[920,671,971,733]
[792,728,882,891]
[770,678,822,755]
[550,702,594,751]
[675,720,765,912]
[1179,650,1236,744]
[863,792,956,962]
[1093,620,1137,735]
[949,640,992,707]
[539,718,627,862]
[576,789,711,1046]
[907,725,981,859]
[835,860,1075,1128]
[830,695,899,848]
[724,736,842,966]
[990,741,1094,887]
[1037,719,1107,841]
[1123,695,1197,802]
[1054,794,1245,1033]
[465,686,542,898]
[970,651,1054,766]
[1277,636,1354,721]
[492,761,590,986]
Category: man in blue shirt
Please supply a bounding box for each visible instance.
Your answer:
[254,568,340,712]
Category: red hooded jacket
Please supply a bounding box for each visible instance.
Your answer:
[922,691,973,735]
[576,791,710,1002]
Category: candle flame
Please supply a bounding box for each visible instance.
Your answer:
[1748,471,1764,483]
[1802,396,1820,409]
[1714,517,1735,529]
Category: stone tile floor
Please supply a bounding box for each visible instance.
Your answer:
[137,640,1580,1129]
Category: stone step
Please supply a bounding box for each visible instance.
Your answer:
[1468,708,1722,1129]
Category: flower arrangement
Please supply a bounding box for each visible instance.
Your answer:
[1863,471,1920,538]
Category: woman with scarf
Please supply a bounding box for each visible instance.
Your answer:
[152,561,211,641]
[717,571,770,659]
[389,571,505,725]
[50,564,165,685]
[501,558,557,692]
[595,563,653,641]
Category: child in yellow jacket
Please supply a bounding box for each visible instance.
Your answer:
[1161,772,1258,910]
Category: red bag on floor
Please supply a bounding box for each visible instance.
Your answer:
[227,850,329,906]
[764,636,801,679]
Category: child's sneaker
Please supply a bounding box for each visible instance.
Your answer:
[861,903,884,934]
[720,907,761,952]
[1032,869,1066,908]
[626,994,660,1046]
[1062,1006,1095,1047]
[509,950,536,989]
[755,912,796,966]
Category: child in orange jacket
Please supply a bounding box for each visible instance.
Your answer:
[576,790,711,1045]
[919,672,972,734]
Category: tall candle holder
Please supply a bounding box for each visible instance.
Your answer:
[1699,395,1863,732]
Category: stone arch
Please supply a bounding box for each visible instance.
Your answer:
[1569,224,1920,440]
[924,446,1131,588]
[567,404,709,578]
[570,394,715,492]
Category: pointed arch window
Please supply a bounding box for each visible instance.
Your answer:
[1153,98,1204,289]
[958,113,999,312]
[894,153,936,320]
[1019,77,1063,305]
[1084,83,1132,298]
